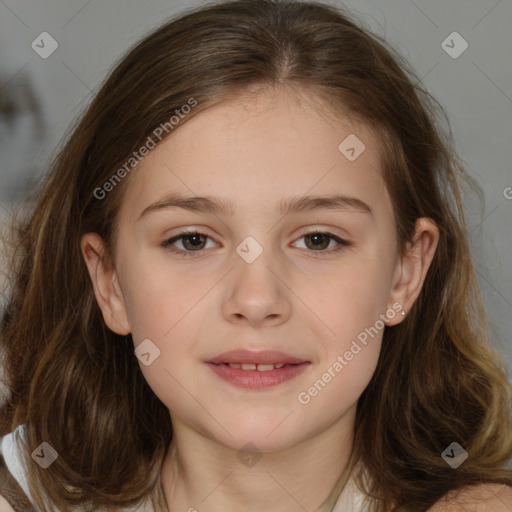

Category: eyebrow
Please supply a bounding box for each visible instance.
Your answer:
[138,192,373,220]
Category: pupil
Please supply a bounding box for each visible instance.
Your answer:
[185,234,205,250]
[308,233,328,250]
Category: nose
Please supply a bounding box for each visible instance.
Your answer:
[221,243,292,328]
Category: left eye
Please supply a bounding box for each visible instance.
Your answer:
[291,231,349,252]
[162,231,350,258]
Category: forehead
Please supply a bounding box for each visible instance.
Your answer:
[118,87,391,224]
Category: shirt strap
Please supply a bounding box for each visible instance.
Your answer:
[0,453,36,512]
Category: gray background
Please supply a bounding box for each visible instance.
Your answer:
[0,1,511,391]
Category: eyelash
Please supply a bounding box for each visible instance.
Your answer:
[162,230,351,259]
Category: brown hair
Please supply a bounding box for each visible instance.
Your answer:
[1,1,511,510]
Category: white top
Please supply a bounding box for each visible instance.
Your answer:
[1,424,369,511]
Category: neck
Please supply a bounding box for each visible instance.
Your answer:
[159,409,356,512]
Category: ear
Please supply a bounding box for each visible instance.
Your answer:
[80,232,131,335]
[386,217,439,326]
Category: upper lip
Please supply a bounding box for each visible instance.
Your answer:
[206,349,309,365]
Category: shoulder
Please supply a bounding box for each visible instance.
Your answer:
[0,496,16,512]
[427,483,512,511]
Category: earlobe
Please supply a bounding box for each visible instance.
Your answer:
[80,232,131,335]
[386,218,439,326]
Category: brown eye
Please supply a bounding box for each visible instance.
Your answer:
[292,231,350,254]
[162,231,216,258]
[303,233,331,250]
[180,233,208,251]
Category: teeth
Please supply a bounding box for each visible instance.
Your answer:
[227,363,288,371]
[255,364,275,371]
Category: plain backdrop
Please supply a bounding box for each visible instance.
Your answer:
[0,1,511,396]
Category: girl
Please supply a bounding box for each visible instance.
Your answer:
[1,1,511,510]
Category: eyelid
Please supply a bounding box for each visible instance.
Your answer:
[295,225,349,238]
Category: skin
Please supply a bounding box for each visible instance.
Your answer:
[81,85,441,511]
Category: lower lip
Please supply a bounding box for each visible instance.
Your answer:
[205,362,310,390]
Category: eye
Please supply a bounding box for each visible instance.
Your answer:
[162,230,351,259]
[291,231,350,256]
[162,231,217,258]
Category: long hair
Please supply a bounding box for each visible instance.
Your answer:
[1,1,511,510]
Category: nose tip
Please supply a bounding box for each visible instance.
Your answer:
[223,252,292,328]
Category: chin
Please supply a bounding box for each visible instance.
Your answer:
[209,417,306,454]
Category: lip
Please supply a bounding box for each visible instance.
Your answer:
[206,349,309,365]
[205,361,310,390]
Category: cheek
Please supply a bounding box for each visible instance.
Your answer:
[120,258,195,339]
[314,282,383,392]
[120,261,208,397]
[296,252,390,401]
[296,264,388,412]
[306,253,392,339]
[296,340,380,423]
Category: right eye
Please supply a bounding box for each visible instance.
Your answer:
[162,231,218,258]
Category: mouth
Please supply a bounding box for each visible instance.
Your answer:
[210,362,303,371]
[206,349,309,367]
[204,349,311,390]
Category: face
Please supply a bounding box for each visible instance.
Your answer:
[82,86,435,454]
